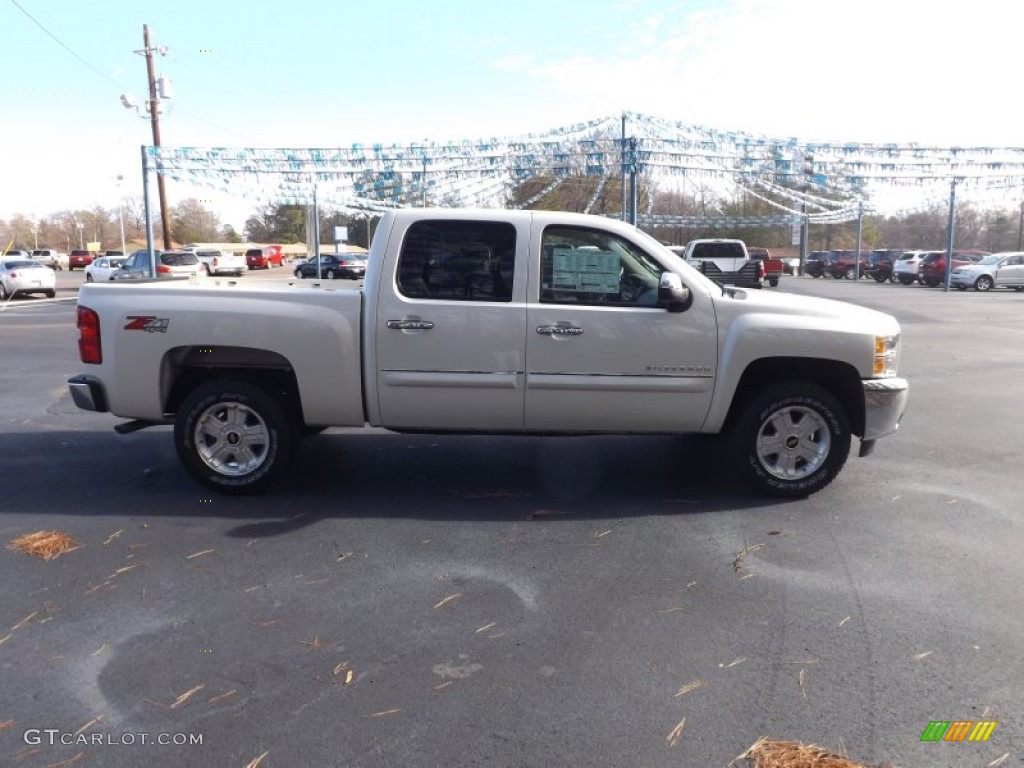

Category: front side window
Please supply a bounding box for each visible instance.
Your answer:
[397,220,515,302]
[540,226,663,306]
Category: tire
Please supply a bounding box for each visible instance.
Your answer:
[845,267,857,280]
[295,270,304,279]
[45,290,55,298]
[873,274,886,283]
[326,269,337,280]
[728,380,851,498]
[975,275,994,292]
[174,379,298,494]
[924,278,939,288]
[768,277,778,287]
[897,275,914,285]
[86,274,94,282]
[0,283,8,300]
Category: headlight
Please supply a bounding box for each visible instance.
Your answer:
[873,334,900,377]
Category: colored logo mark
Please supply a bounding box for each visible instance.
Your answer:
[921,720,997,742]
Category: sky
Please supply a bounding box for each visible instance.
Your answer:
[2,0,1023,230]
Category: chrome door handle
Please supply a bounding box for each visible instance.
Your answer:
[387,319,435,330]
[536,324,583,336]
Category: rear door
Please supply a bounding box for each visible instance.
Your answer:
[373,217,528,430]
[996,254,1024,287]
[523,222,717,432]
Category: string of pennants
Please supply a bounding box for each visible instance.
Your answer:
[146,112,1024,213]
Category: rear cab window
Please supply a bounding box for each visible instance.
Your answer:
[396,220,515,302]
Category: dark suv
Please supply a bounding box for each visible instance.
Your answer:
[864,249,903,283]
[803,251,830,278]
[918,250,989,287]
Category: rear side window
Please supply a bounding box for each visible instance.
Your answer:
[691,242,745,259]
[397,220,515,302]
[162,252,198,266]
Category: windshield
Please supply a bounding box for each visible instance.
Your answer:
[978,255,1002,265]
[3,260,42,269]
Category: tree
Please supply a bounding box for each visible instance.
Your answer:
[171,199,220,245]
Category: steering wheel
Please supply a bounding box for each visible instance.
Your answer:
[620,274,647,303]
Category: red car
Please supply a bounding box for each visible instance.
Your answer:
[245,246,283,269]
[69,249,94,270]
[918,250,989,287]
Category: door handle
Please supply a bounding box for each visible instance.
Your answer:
[536,324,583,336]
[387,319,435,330]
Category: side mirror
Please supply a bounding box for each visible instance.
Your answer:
[658,272,691,312]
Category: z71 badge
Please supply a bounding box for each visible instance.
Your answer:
[124,316,170,333]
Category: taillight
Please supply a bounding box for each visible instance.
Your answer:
[8,271,17,278]
[156,264,171,274]
[758,261,765,278]
[77,306,102,364]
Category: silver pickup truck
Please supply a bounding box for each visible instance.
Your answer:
[68,208,908,498]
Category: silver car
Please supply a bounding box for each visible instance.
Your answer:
[0,258,57,299]
[112,250,202,280]
[950,252,1024,292]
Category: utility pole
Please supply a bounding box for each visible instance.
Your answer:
[140,24,172,250]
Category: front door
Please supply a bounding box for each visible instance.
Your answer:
[524,223,718,432]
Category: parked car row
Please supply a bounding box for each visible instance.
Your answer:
[801,248,1021,290]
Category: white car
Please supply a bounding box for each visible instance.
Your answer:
[0,258,56,299]
[32,249,69,270]
[84,256,127,282]
[893,250,927,285]
[951,252,1024,292]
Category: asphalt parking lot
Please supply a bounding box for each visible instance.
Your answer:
[1,273,1022,767]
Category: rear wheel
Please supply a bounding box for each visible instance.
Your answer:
[873,274,886,283]
[45,290,55,298]
[768,277,778,287]
[175,379,298,494]
[845,266,857,280]
[975,275,994,292]
[86,274,94,282]
[326,269,337,280]
[728,381,851,498]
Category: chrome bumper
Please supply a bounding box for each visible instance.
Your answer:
[859,377,909,455]
[68,374,108,413]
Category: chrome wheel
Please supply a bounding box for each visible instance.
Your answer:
[975,275,994,292]
[754,404,831,481]
[192,401,270,477]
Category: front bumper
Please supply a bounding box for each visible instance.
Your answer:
[68,374,108,413]
[859,377,909,455]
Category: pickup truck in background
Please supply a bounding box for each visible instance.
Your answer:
[747,247,784,287]
[680,238,763,288]
[189,247,247,277]
[68,208,909,499]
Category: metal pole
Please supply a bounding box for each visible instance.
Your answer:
[141,145,156,277]
[117,175,127,255]
[143,24,172,250]
[620,112,627,222]
[944,178,957,292]
[854,200,864,279]
[1018,199,1023,251]
[628,137,638,226]
[313,184,321,275]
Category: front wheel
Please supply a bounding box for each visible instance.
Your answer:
[728,381,851,498]
[174,379,298,494]
[975,275,994,292]
[86,274,94,282]
[845,267,857,280]
[768,277,778,287]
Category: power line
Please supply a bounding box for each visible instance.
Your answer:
[9,0,122,90]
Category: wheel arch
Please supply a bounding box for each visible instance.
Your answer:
[723,357,865,437]
[161,346,305,424]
